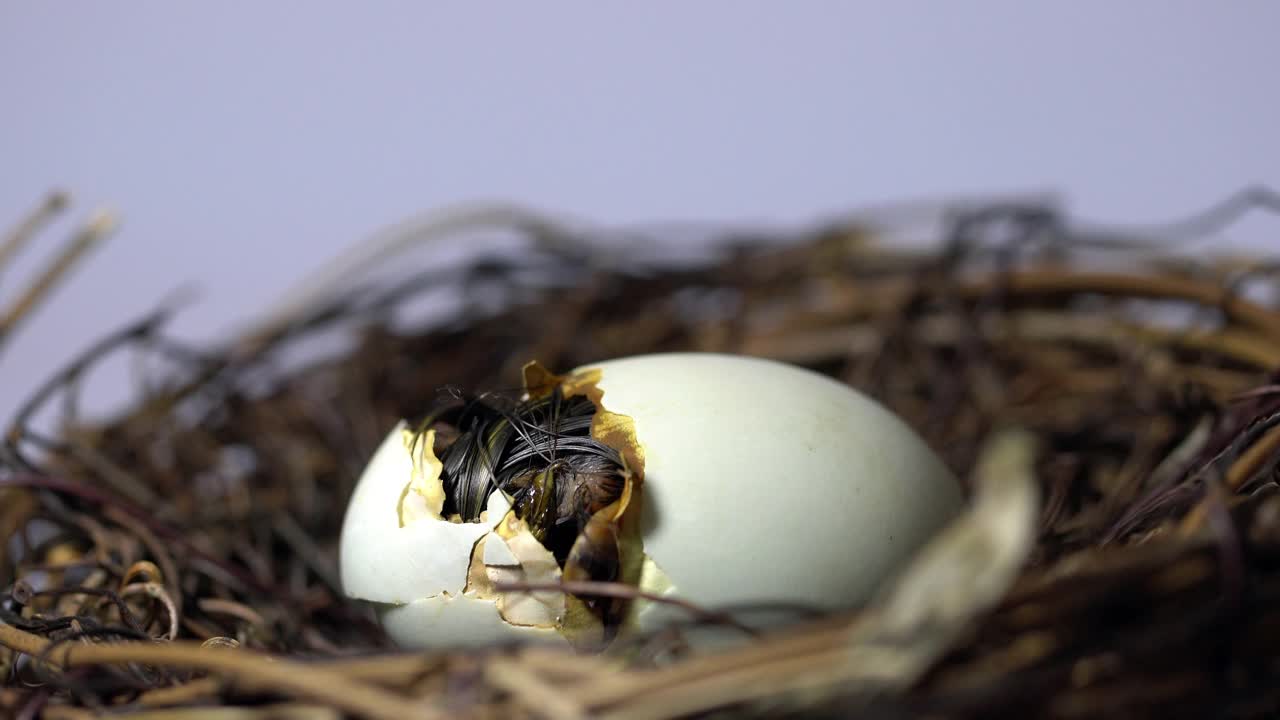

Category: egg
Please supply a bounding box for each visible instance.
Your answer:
[339,352,963,650]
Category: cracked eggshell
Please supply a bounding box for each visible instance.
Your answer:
[339,423,566,648]
[580,353,964,634]
[380,594,564,648]
[340,423,489,604]
[341,352,963,650]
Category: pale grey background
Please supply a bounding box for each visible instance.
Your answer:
[2,2,1278,423]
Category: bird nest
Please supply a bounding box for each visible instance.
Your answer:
[3,190,1280,719]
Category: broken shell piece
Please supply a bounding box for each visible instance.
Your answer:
[482,531,520,566]
[339,423,510,604]
[479,514,565,627]
[379,593,568,649]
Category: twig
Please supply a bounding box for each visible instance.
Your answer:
[0,190,69,279]
[134,676,224,707]
[0,209,116,354]
[75,703,341,719]
[0,624,438,720]
[485,656,588,720]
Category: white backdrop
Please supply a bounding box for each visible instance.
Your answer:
[2,2,1278,423]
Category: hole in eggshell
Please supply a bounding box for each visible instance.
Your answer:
[395,360,653,641]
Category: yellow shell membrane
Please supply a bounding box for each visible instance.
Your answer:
[397,428,447,526]
[522,361,650,644]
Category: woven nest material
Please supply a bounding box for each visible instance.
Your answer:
[3,190,1280,719]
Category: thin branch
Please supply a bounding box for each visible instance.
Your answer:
[0,624,438,720]
[0,190,70,279]
[0,209,116,355]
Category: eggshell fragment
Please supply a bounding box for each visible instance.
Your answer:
[379,593,567,649]
[482,532,520,566]
[341,421,572,647]
[339,424,509,604]
[473,517,565,627]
